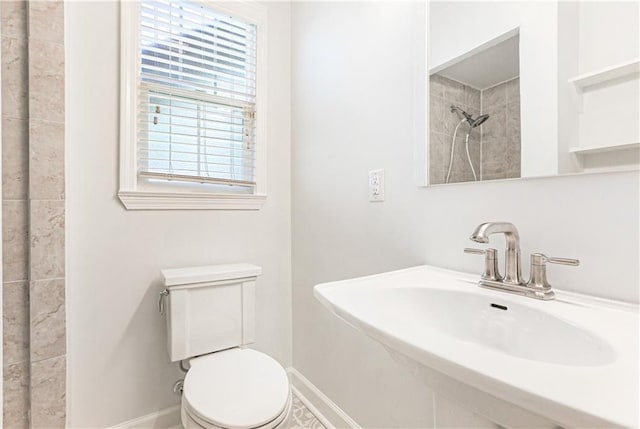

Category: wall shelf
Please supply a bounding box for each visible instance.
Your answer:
[569,142,640,155]
[569,58,640,90]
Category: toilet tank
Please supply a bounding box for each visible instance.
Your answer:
[161,263,261,362]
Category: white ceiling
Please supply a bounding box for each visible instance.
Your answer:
[435,35,520,90]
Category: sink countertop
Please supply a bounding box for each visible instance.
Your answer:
[314,265,639,428]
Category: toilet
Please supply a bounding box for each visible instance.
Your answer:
[161,263,292,429]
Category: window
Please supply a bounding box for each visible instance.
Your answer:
[119,0,267,210]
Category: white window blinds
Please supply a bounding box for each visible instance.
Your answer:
[138,0,258,187]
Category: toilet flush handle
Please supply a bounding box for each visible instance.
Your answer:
[158,289,169,315]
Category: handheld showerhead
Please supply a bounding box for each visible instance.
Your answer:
[450,105,489,128]
[450,105,472,120]
[471,114,489,128]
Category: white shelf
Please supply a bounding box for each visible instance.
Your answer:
[569,58,640,89]
[569,142,640,155]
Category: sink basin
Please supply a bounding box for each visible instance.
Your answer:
[367,287,615,366]
[314,265,639,428]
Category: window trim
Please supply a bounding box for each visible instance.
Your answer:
[119,0,268,210]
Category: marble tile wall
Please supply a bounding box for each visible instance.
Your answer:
[480,77,521,180]
[429,74,481,184]
[2,1,67,427]
[27,0,66,427]
[2,1,30,427]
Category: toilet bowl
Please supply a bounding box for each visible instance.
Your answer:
[160,263,290,429]
[181,348,292,429]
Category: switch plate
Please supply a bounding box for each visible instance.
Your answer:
[369,169,385,202]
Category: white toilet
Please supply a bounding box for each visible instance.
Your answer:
[161,263,292,429]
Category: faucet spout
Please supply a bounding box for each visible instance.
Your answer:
[470,222,520,251]
[470,222,523,285]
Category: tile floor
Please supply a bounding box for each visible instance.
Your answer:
[170,394,326,429]
[291,394,326,429]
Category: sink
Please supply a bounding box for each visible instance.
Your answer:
[367,287,615,366]
[314,265,639,428]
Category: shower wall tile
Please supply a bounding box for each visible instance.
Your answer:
[30,355,66,429]
[429,74,483,184]
[481,77,520,180]
[429,132,447,184]
[2,1,31,425]
[1,36,28,120]
[28,0,64,44]
[29,199,65,280]
[3,361,29,429]
[29,119,65,200]
[443,78,465,106]
[429,96,445,134]
[482,171,507,181]
[482,138,507,180]
[2,117,28,199]
[28,38,65,123]
[27,1,67,426]
[3,281,29,366]
[506,77,520,104]
[1,0,27,39]
[482,82,506,109]
[481,104,506,140]
[465,86,481,110]
[430,74,446,98]
[507,101,521,140]
[30,279,66,362]
[2,199,28,282]
[506,139,522,179]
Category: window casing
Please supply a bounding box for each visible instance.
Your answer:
[119,0,267,210]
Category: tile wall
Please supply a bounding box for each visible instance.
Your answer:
[481,77,521,180]
[429,74,481,184]
[429,75,521,184]
[2,1,30,427]
[2,1,66,427]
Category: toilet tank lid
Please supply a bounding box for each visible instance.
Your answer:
[162,263,262,287]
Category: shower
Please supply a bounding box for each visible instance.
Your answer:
[451,105,490,128]
[445,105,490,183]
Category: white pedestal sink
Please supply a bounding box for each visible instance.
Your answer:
[314,265,638,428]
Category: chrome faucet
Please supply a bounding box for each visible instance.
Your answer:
[469,222,523,285]
[465,222,579,300]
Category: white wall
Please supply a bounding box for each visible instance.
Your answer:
[577,1,639,161]
[429,1,559,177]
[557,1,640,173]
[557,1,582,175]
[292,1,639,427]
[577,1,639,73]
[66,2,291,427]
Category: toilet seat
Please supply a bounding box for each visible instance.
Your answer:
[182,393,292,429]
[182,348,290,429]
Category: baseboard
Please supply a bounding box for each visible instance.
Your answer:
[287,368,361,429]
[106,405,181,429]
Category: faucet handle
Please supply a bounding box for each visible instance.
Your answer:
[527,253,579,299]
[464,248,487,255]
[464,248,502,281]
[533,254,580,267]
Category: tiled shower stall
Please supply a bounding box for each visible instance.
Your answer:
[429,74,521,184]
[2,1,67,427]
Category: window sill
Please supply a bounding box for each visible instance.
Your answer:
[117,191,266,210]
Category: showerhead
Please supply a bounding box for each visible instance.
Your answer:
[471,114,490,128]
[450,105,489,128]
